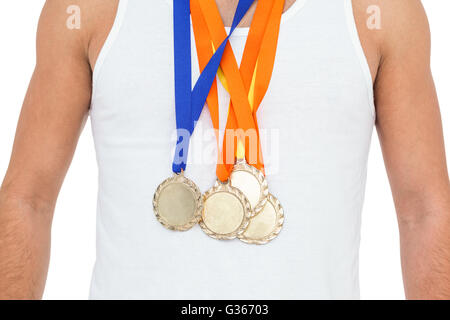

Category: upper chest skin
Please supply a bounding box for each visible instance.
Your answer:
[88,0,380,85]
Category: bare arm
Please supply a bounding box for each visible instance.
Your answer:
[0,0,93,299]
[374,0,450,299]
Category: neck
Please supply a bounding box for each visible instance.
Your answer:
[216,0,296,28]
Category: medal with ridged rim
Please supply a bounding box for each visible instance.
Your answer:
[238,193,284,245]
[153,172,203,231]
[230,158,268,216]
[200,180,252,240]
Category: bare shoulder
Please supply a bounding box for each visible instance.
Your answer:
[374,0,430,60]
[39,0,119,70]
[351,0,430,83]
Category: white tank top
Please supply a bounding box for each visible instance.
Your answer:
[89,0,375,299]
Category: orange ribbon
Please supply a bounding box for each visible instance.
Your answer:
[191,0,285,182]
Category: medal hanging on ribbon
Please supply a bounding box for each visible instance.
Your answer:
[192,0,286,244]
[153,0,255,231]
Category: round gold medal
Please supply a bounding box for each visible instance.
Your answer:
[238,193,284,245]
[153,173,203,231]
[229,159,268,216]
[200,180,252,240]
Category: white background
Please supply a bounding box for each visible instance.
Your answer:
[0,1,448,300]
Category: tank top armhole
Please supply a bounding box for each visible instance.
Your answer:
[91,0,129,98]
[344,0,376,119]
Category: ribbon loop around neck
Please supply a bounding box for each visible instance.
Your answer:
[191,0,285,181]
[172,0,255,174]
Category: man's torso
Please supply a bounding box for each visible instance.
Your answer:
[86,0,378,299]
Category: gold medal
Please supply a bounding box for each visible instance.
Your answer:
[153,172,203,231]
[238,193,284,245]
[199,180,252,240]
[230,158,268,216]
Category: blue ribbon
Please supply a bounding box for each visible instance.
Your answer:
[172,0,254,173]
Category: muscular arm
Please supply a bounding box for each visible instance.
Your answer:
[0,0,93,299]
[374,0,450,299]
